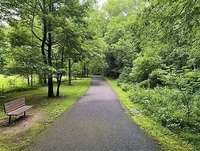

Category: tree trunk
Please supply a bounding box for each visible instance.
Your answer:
[41,15,48,86]
[48,74,54,97]
[56,73,62,97]
[30,74,33,87]
[85,64,89,78]
[82,63,87,77]
[43,74,47,85]
[27,75,30,86]
[86,65,89,77]
[47,46,54,97]
[68,58,72,85]
[56,47,64,97]
[47,5,54,97]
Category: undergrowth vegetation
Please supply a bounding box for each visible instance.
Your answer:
[109,79,195,151]
[118,82,200,150]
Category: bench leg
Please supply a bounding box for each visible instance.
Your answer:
[24,112,26,117]
[8,115,12,125]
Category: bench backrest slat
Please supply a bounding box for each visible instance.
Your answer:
[4,98,25,113]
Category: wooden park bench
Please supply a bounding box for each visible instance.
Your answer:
[4,98,32,125]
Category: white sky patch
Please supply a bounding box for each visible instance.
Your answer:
[80,0,106,8]
[0,20,9,26]
[97,0,107,8]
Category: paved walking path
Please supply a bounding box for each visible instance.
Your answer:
[32,77,159,151]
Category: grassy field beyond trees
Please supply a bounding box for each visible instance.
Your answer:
[0,74,38,93]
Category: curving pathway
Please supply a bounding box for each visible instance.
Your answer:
[32,76,159,151]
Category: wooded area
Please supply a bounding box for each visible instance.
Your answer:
[0,0,200,150]
[0,0,105,97]
[97,0,200,150]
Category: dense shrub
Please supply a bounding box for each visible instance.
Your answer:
[127,85,200,131]
[118,67,132,83]
[148,69,168,87]
[129,51,161,83]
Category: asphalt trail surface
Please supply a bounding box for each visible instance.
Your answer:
[32,77,159,151]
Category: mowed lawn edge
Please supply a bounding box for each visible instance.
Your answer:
[107,79,194,151]
[0,78,91,151]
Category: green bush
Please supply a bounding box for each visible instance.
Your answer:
[118,67,132,83]
[117,81,131,92]
[129,51,161,83]
[148,69,168,87]
[127,86,200,131]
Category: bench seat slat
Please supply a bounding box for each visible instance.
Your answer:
[7,105,32,116]
[4,98,25,113]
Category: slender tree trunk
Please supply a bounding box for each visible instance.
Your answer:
[47,3,54,97]
[41,17,48,85]
[86,67,89,77]
[48,74,54,97]
[82,63,87,77]
[43,74,47,85]
[68,58,72,85]
[30,74,33,87]
[27,75,30,86]
[56,73,62,97]
[39,74,42,85]
[40,0,48,85]
[47,35,54,97]
[56,47,64,97]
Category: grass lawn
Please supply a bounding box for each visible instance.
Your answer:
[0,74,39,94]
[0,74,27,89]
[108,79,195,151]
[0,78,91,151]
